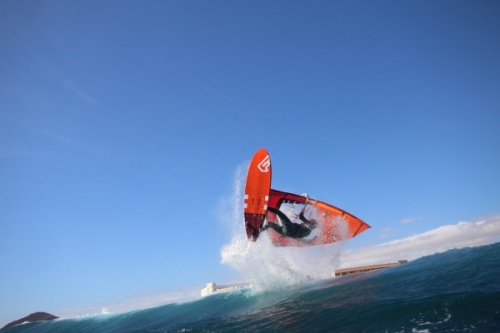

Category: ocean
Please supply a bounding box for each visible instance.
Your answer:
[4,242,499,333]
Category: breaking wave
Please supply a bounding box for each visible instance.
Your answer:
[5,242,500,332]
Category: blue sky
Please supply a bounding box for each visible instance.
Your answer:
[1,0,499,325]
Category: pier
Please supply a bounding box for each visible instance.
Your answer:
[333,260,407,277]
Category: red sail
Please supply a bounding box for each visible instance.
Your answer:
[267,189,370,246]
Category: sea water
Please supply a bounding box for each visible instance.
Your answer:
[4,242,500,332]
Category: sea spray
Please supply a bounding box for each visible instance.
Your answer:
[220,166,348,290]
[216,165,245,242]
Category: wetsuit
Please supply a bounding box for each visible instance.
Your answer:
[266,206,314,239]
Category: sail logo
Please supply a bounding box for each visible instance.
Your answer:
[258,155,270,172]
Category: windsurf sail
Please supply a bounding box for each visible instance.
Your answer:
[266,189,370,246]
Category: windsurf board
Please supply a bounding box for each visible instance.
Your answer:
[244,148,272,241]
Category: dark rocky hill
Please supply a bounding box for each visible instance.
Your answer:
[1,312,58,330]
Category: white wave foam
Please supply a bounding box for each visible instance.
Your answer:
[220,165,347,290]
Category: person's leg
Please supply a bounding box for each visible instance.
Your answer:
[266,221,285,236]
[267,207,293,235]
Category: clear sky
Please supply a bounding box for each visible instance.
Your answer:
[1,0,499,326]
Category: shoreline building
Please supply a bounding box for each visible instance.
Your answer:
[201,282,252,297]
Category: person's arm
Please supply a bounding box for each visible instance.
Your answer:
[299,210,309,223]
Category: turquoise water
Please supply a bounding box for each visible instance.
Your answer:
[4,242,499,332]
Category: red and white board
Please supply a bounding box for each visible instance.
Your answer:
[244,148,272,241]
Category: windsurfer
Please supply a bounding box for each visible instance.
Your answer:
[263,206,318,240]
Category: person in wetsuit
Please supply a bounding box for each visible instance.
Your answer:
[263,206,318,239]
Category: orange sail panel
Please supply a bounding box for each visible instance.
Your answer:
[267,189,370,246]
